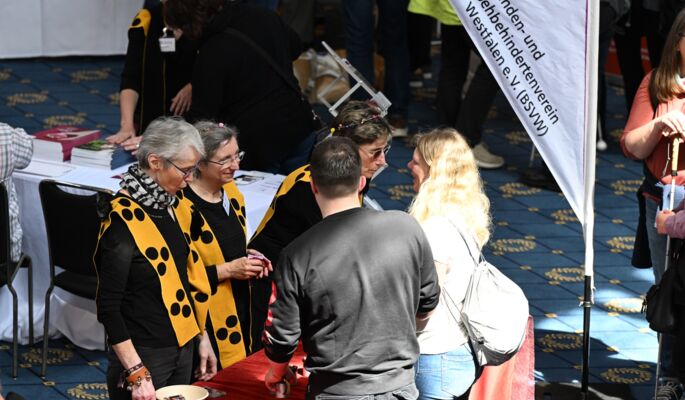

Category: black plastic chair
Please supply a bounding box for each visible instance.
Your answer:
[0,181,33,378]
[38,179,113,377]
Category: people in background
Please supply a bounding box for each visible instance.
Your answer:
[0,122,32,262]
[621,8,685,399]
[96,117,216,400]
[175,121,271,367]
[263,136,440,399]
[164,0,320,173]
[248,101,393,351]
[343,0,411,137]
[107,2,196,153]
[408,129,488,399]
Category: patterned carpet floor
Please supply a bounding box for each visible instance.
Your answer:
[0,55,658,399]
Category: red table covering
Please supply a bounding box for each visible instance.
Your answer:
[196,317,534,400]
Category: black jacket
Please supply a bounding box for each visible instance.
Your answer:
[189,3,318,171]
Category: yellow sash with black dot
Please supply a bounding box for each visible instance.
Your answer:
[130,9,152,36]
[97,196,211,347]
[250,164,365,241]
[175,181,248,368]
[251,164,312,240]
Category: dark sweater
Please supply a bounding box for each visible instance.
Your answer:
[263,208,440,396]
[120,4,196,132]
[96,196,191,347]
[189,3,318,171]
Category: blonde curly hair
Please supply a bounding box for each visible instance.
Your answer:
[408,128,492,248]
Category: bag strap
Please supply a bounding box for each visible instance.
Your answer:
[444,217,484,266]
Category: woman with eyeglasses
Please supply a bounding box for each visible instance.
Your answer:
[248,100,392,351]
[622,8,685,395]
[95,117,217,400]
[174,121,272,368]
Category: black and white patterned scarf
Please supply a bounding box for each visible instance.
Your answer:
[120,164,175,210]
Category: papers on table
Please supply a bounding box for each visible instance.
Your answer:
[19,159,75,177]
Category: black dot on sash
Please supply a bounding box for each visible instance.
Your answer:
[226,315,238,328]
[303,165,310,172]
[216,328,228,340]
[191,250,199,263]
[119,198,131,207]
[182,305,192,318]
[121,209,133,221]
[200,230,214,244]
[240,206,246,216]
[190,217,202,241]
[238,215,245,227]
[176,289,185,301]
[211,284,218,296]
[177,190,184,199]
[195,293,209,303]
[183,232,191,244]
[132,18,141,26]
[160,247,170,261]
[295,173,305,181]
[229,332,242,345]
[133,208,145,221]
[230,198,240,209]
[170,303,180,316]
[145,247,158,260]
[157,262,167,276]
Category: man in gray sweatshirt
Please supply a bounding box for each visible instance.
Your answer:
[262,137,440,399]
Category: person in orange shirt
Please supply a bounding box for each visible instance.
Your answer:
[621,9,685,398]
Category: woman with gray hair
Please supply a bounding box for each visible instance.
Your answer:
[175,121,271,369]
[95,117,217,400]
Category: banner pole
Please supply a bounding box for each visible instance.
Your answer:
[580,0,599,397]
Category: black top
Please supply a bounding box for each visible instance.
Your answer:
[263,208,440,396]
[120,3,196,132]
[189,2,318,170]
[248,179,321,265]
[182,187,252,353]
[96,195,191,347]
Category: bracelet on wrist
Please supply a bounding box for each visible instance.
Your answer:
[125,366,151,391]
[124,362,144,376]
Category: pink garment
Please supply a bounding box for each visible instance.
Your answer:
[621,72,685,185]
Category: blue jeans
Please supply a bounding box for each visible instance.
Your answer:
[342,0,410,117]
[645,198,675,379]
[309,383,419,400]
[414,344,476,400]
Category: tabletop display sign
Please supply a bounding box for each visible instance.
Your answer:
[32,126,101,162]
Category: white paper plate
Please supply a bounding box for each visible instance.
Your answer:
[155,384,209,400]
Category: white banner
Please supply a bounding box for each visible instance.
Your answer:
[449,0,596,227]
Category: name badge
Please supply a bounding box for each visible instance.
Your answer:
[159,37,175,53]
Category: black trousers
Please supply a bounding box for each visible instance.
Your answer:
[106,342,193,400]
[614,4,662,112]
[437,24,498,147]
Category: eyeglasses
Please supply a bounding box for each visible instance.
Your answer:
[166,158,197,178]
[360,144,391,160]
[205,150,245,167]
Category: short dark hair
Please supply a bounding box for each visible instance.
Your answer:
[310,137,361,198]
[164,0,225,40]
[332,101,392,145]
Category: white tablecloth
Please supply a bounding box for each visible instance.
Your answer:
[0,0,141,58]
[0,161,283,349]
